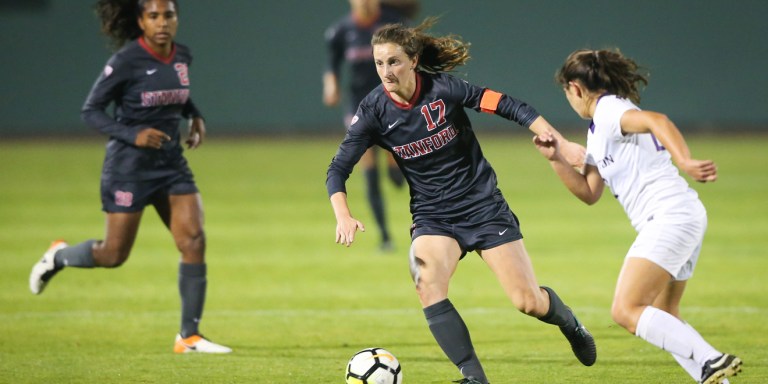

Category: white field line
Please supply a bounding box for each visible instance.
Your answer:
[1,306,766,320]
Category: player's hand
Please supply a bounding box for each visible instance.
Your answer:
[533,132,558,160]
[559,139,586,168]
[135,128,170,149]
[186,117,206,149]
[322,73,340,107]
[680,158,718,183]
[335,216,365,247]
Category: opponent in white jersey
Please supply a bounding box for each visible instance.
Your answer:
[534,49,741,384]
[588,94,702,231]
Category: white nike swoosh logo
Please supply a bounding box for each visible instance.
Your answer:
[499,228,508,236]
[146,69,158,75]
[388,120,401,130]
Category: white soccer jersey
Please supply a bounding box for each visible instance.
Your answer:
[586,95,701,231]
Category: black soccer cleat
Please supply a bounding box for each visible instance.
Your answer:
[560,316,597,366]
[700,353,742,384]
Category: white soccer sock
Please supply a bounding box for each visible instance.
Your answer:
[672,353,701,382]
[635,306,721,365]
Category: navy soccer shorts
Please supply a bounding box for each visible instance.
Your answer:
[100,173,198,213]
[411,200,523,258]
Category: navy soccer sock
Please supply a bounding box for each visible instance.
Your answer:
[53,240,96,268]
[538,286,577,330]
[424,299,488,383]
[179,263,207,338]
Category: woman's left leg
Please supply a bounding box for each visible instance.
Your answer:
[481,240,596,366]
[654,279,735,384]
[159,193,230,353]
[612,257,722,366]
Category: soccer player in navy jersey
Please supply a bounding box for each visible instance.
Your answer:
[28,0,230,354]
[323,0,418,252]
[326,19,595,383]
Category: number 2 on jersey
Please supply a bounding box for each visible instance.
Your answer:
[420,99,446,131]
[174,63,190,86]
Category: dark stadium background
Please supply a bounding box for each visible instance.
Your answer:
[1,0,766,136]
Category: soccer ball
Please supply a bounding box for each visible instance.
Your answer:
[345,347,403,384]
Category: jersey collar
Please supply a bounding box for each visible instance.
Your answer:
[589,93,611,133]
[139,36,176,65]
[385,72,422,110]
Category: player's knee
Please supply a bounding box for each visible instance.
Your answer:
[610,301,637,333]
[408,245,423,285]
[512,289,543,316]
[176,230,206,254]
[95,246,130,268]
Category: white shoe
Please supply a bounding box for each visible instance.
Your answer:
[29,240,67,295]
[174,334,232,354]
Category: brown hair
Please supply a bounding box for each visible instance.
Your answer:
[371,17,470,73]
[94,0,179,50]
[555,49,648,104]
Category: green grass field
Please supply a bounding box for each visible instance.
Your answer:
[1,134,766,383]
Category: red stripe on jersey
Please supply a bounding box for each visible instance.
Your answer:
[139,36,177,65]
[480,89,502,114]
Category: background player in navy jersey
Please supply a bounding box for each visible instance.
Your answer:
[28,0,230,354]
[323,0,419,252]
[534,48,741,384]
[326,19,594,384]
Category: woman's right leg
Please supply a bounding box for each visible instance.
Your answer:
[55,211,142,268]
[90,212,143,267]
[29,211,142,294]
[411,235,488,383]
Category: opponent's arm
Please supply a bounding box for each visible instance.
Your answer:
[534,132,604,205]
[621,110,717,182]
[528,116,586,169]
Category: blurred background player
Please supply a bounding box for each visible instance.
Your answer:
[534,48,741,384]
[326,19,595,384]
[323,0,419,252]
[28,0,231,354]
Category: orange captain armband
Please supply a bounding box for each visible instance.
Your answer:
[480,89,503,114]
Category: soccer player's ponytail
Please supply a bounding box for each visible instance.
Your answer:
[556,48,648,104]
[372,17,471,74]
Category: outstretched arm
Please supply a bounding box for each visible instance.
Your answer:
[330,192,365,247]
[620,110,717,182]
[534,132,604,205]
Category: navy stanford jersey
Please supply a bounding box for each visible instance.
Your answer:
[82,37,201,181]
[326,72,540,220]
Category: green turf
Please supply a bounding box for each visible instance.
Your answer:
[0,134,766,383]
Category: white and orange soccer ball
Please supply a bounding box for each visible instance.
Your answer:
[345,347,402,384]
